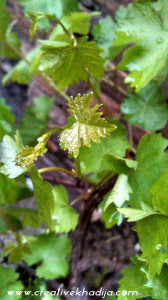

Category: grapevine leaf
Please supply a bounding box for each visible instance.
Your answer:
[101,202,123,229]
[37,37,104,91]
[0,132,25,178]
[0,212,22,233]
[150,170,168,216]
[70,12,99,35]
[0,173,32,205]
[2,241,31,264]
[49,11,98,38]
[52,185,78,233]
[1,207,40,228]
[60,93,116,158]
[0,0,10,42]
[100,155,138,175]
[0,27,21,58]
[134,215,168,277]
[2,48,39,85]
[23,233,72,279]
[118,207,157,222]
[16,96,54,145]
[30,166,55,229]
[128,133,168,209]
[19,0,79,30]
[79,121,129,174]
[121,82,168,131]
[91,16,125,65]
[0,265,23,300]
[104,175,132,210]
[0,98,15,140]
[118,257,168,300]
[113,0,168,91]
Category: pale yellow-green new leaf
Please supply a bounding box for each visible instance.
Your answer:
[59,92,116,157]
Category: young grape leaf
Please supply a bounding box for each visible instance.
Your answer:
[2,48,39,85]
[113,0,168,91]
[128,133,168,209]
[23,233,72,279]
[91,16,125,65]
[79,120,129,174]
[134,215,168,277]
[0,173,32,205]
[150,170,168,216]
[36,37,104,91]
[0,265,23,300]
[60,93,116,157]
[104,175,132,210]
[121,82,168,131]
[16,96,54,145]
[52,185,78,233]
[0,132,25,178]
[118,257,168,300]
[118,207,157,222]
[0,98,15,140]
[30,166,55,229]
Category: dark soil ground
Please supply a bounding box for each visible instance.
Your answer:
[1,0,167,299]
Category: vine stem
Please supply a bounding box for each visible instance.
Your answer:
[102,77,128,97]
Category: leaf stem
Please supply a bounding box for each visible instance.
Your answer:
[39,167,76,177]
[102,77,128,97]
[75,156,96,186]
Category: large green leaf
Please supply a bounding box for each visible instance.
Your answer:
[30,166,54,229]
[24,233,72,279]
[79,120,129,174]
[121,82,168,131]
[0,265,23,300]
[118,257,168,300]
[134,215,168,277]
[16,96,54,145]
[0,132,25,178]
[52,185,78,233]
[91,16,124,64]
[150,170,168,215]
[60,93,116,157]
[36,36,104,91]
[113,0,168,91]
[0,98,15,141]
[128,133,168,209]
